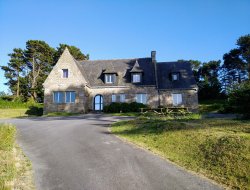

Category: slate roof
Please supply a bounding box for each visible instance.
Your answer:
[76,58,197,89]
[157,62,197,89]
[77,58,156,87]
[130,60,144,73]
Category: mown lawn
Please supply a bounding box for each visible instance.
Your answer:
[0,109,29,119]
[0,124,34,190]
[199,99,225,113]
[111,117,250,190]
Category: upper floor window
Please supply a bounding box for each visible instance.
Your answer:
[66,91,76,103]
[120,94,126,102]
[54,91,65,103]
[105,74,115,84]
[171,72,180,81]
[62,69,69,78]
[136,94,147,104]
[172,93,182,106]
[132,73,141,83]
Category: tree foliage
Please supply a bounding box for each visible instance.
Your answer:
[1,48,25,97]
[221,34,250,92]
[227,81,250,118]
[197,60,222,100]
[54,44,89,63]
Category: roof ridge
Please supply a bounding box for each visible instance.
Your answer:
[77,57,151,62]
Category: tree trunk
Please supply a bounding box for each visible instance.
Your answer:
[17,70,20,97]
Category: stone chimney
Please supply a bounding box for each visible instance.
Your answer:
[151,51,156,63]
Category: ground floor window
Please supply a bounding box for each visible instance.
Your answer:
[66,91,76,103]
[172,93,182,106]
[136,94,147,104]
[111,94,116,102]
[120,94,126,102]
[53,91,76,104]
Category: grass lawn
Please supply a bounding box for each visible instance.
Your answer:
[0,124,35,189]
[0,109,29,118]
[199,99,225,113]
[111,117,250,190]
[111,112,140,117]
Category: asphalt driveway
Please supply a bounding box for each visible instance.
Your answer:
[4,114,222,190]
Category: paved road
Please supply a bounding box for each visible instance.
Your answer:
[3,114,222,190]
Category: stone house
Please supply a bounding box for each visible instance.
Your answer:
[43,48,198,113]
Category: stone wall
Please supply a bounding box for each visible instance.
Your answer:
[43,87,88,114]
[159,89,198,111]
[43,48,88,114]
[86,86,159,110]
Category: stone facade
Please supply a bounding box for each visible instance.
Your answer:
[43,48,198,114]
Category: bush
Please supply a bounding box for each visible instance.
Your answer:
[221,81,250,118]
[103,102,148,113]
[25,106,43,116]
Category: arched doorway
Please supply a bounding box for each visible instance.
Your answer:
[94,95,103,111]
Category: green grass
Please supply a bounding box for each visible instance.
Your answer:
[0,124,34,190]
[111,118,250,190]
[44,112,81,117]
[111,112,140,117]
[199,99,226,113]
[0,109,29,118]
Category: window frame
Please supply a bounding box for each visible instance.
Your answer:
[53,91,65,104]
[120,94,126,102]
[62,69,69,78]
[53,91,76,104]
[66,91,76,103]
[111,94,116,102]
[172,93,182,106]
[105,74,115,84]
[132,73,141,83]
[171,72,180,81]
[136,93,147,104]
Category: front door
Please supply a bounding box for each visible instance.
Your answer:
[94,95,103,111]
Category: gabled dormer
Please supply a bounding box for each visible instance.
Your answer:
[130,60,143,83]
[171,72,180,81]
[103,67,118,84]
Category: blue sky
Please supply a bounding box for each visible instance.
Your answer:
[0,0,250,93]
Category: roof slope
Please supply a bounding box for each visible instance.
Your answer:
[157,62,197,89]
[77,58,156,87]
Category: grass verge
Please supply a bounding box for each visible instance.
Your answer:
[199,99,225,113]
[111,117,250,190]
[0,124,35,190]
[0,109,29,119]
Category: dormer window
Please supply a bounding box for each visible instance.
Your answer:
[62,69,68,78]
[171,72,180,81]
[132,73,141,83]
[105,74,115,84]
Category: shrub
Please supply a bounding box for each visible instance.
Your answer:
[103,102,148,113]
[221,81,250,118]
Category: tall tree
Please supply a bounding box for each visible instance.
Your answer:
[54,44,89,63]
[221,34,250,92]
[24,40,55,101]
[197,60,222,100]
[1,48,25,97]
[237,34,250,77]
